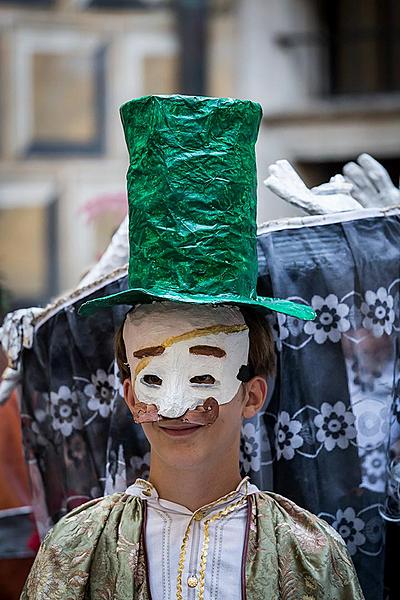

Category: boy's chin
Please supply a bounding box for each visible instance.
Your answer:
[151,427,215,468]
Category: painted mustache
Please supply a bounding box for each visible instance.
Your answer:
[132,397,219,426]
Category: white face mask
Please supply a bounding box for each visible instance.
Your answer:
[123,302,249,419]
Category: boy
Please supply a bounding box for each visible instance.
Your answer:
[21,95,363,599]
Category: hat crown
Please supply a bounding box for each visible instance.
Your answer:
[120,94,262,300]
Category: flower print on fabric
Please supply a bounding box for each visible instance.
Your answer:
[84,369,115,418]
[361,287,395,337]
[361,448,386,492]
[270,313,309,351]
[50,385,82,437]
[304,294,350,344]
[286,315,305,338]
[240,422,261,472]
[274,411,304,460]
[268,313,288,352]
[332,507,366,556]
[276,312,289,346]
[351,398,389,449]
[363,515,384,548]
[314,401,356,451]
[276,313,305,340]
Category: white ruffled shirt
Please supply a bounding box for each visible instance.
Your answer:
[125,477,259,600]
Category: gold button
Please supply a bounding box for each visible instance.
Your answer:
[187,575,198,588]
[194,511,203,521]
[142,489,152,497]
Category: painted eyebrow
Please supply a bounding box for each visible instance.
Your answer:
[189,345,226,358]
[133,346,165,359]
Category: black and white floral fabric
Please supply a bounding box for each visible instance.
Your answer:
[256,211,400,600]
[240,422,261,472]
[18,210,400,600]
[304,294,351,344]
[49,385,82,437]
[274,411,303,460]
[84,369,115,418]
[361,288,395,337]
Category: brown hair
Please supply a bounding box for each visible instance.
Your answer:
[114,306,276,383]
[240,307,276,380]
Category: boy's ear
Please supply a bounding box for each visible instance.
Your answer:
[123,379,135,415]
[242,376,267,419]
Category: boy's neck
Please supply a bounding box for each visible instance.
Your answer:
[147,456,243,512]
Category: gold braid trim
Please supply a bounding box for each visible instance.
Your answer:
[177,517,193,600]
[176,493,248,600]
[198,519,210,600]
[198,498,247,600]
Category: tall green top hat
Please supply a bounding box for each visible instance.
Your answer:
[79,95,314,320]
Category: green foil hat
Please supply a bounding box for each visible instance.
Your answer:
[79,95,315,321]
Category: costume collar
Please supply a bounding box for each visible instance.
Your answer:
[125,476,259,518]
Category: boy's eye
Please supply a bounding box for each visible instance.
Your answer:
[190,374,215,385]
[142,374,162,386]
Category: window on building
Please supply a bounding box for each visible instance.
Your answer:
[318,0,400,95]
[0,193,58,309]
[277,0,400,97]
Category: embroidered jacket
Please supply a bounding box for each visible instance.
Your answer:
[21,491,364,600]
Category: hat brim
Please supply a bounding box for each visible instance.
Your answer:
[78,287,315,321]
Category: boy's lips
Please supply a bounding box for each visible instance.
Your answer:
[157,422,203,437]
[158,420,200,430]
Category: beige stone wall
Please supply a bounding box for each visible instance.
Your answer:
[0,3,183,304]
[0,0,399,306]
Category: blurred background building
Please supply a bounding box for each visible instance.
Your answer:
[0,0,399,311]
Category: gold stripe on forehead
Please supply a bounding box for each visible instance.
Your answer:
[133,324,248,378]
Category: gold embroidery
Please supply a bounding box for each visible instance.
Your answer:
[176,496,247,600]
[177,516,192,600]
[134,539,148,592]
[25,541,90,599]
[275,520,326,554]
[117,532,140,571]
[328,540,356,589]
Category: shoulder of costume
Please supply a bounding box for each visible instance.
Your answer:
[255,490,346,546]
[44,493,143,547]
[21,493,146,598]
[251,495,363,596]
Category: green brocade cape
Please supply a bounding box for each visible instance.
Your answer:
[21,492,364,600]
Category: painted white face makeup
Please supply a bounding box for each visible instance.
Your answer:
[123,302,249,419]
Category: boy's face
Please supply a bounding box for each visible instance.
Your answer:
[123,302,249,419]
[123,302,264,470]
